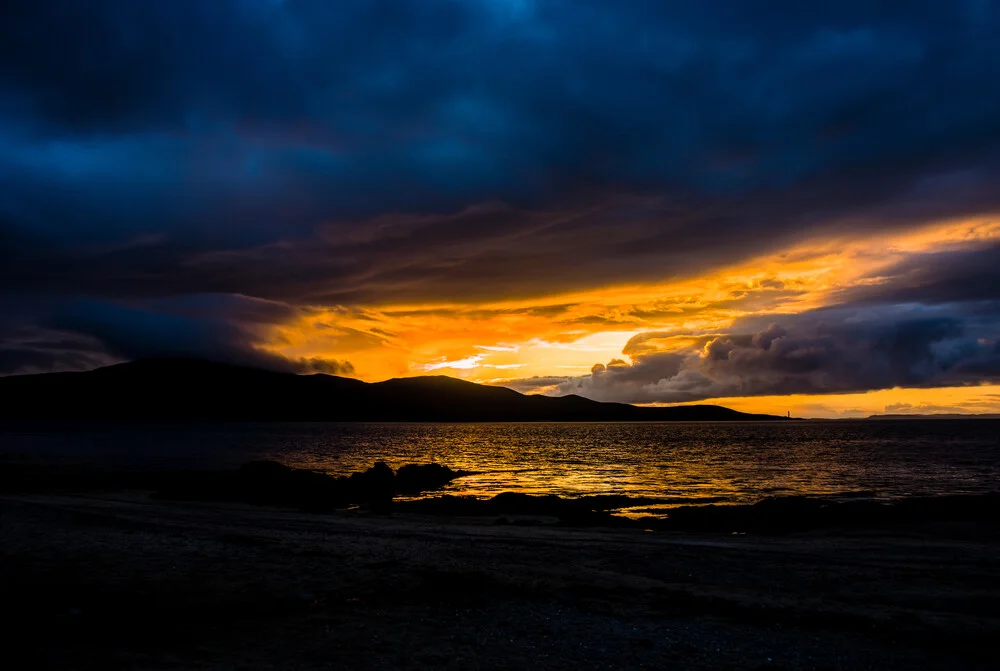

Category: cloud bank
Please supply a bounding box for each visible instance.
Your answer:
[504,242,1000,403]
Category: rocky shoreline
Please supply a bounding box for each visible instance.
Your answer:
[4,459,1000,534]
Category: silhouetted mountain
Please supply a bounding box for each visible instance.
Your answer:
[0,358,786,421]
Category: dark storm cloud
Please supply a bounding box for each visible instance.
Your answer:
[843,242,1000,306]
[499,376,573,395]
[0,294,352,376]
[0,328,113,376]
[503,238,1000,403]
[504,301,1000,404]
[3,2,1000,297]
[3,1,1000,370]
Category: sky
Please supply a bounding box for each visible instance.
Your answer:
[2,1,1000,417]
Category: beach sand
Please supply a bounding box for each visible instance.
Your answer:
[3,492,999,670]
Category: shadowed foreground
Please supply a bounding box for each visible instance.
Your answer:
[3,492,999,670]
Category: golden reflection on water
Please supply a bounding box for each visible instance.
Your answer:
[275,420,1000,508]
[2,420,998,515]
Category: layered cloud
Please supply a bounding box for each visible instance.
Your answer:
[501,238,1000,404]
[514,303,999,404]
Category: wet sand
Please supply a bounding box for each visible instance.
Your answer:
[3,491,999,670]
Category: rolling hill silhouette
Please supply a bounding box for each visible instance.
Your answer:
[0,359,786,421]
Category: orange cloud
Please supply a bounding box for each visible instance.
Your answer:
[261,214,1000,415]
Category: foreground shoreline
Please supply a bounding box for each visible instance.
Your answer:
[3,483,1000,669]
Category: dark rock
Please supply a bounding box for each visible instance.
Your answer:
[346,461,396,501]
[155,459,471,511]
[153,461,1000,531]
[394,463,464,495]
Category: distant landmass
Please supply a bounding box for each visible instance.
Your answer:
[868,413,1000,420]
[0,358,787,422]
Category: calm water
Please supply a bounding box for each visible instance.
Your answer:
[2,421,999,507]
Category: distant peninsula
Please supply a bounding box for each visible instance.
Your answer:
[0,358,787,422]
[868,413,1000,420]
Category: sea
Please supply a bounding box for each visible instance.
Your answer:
[3,420,1000,511]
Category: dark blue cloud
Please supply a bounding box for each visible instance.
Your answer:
[0,293,351,375]
[4,2,1000,242]
[844,242,1000,306]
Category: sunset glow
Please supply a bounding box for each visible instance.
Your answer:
[260,216,1000,417]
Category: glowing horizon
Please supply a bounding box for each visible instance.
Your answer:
[259,215,1000,418]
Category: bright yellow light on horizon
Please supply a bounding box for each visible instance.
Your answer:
[263,214,1000,416]
[675,385,1000,419]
